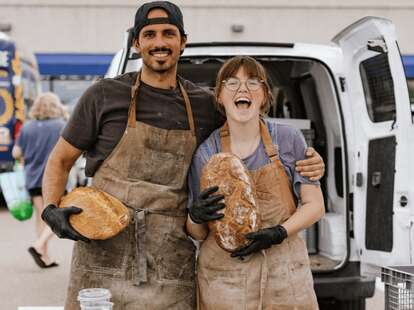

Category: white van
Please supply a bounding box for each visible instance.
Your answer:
[106,17,414,309]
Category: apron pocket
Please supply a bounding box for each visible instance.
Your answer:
[197,270,247,310]
[155,230,196,284]
[73,226,130,276]
[266,259,293,299]
[265,236,315,307]
[128,145,187,188]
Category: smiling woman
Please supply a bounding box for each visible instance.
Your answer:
[186,56,325,309]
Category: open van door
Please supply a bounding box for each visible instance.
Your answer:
[333,17,413,267]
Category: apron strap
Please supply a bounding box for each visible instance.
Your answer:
[127,73,196,137]
[134,209,147,285]
[259,120,298,215]
[259,120,279,163]
[179,81,197,137]
[258,250,269,310]
[220,122,231,153]
[219,119,279,162]
[127,72,141,128]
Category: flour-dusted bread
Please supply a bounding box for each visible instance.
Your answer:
[200,153,261,252]
[58,187,130,240]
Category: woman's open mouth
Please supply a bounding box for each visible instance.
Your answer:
[234,97,252,109]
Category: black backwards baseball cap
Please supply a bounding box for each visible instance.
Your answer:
[133,1,186,39]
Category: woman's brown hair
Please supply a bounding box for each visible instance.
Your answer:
[214,56,274,115]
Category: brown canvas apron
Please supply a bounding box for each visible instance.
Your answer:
[197,121,318,310]
[65,73,197,310]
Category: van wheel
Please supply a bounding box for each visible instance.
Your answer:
[318,298,365,310]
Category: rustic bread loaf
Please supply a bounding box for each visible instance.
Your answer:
[58,187,130,240]
[200,152,261,252]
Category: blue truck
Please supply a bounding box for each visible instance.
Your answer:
[0,32,40,172]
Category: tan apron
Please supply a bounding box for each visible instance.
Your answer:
[65,73,197,310]
[197,121,319,310]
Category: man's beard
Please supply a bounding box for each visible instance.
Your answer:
[153,60,171,73]
[143,57,176,74]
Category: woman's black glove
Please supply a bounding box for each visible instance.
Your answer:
[188,186,225,224]
[231,225,288,258]
[41,204,90,242]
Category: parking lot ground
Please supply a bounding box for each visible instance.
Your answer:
[0,208,72,309]
[367,278,384,310]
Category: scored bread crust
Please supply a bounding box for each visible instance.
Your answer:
[58,187,130,240]
[200,153,261,252]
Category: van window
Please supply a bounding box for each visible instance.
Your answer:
[41,77,94,110]
[22,70,37,107]
[365,136,395,252]
[359,54,396,122]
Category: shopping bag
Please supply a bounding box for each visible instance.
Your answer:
[0,165,33,221]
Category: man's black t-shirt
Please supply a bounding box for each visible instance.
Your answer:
[62,72,224,177]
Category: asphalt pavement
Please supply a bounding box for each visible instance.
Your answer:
[0,208,72,309]
[0,207,384,309]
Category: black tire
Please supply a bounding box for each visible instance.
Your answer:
[318,298,365,310]
[0,191,7,208]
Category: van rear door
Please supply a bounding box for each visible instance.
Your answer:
[333,17,413,266]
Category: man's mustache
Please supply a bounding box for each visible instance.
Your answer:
[149,47,172,54]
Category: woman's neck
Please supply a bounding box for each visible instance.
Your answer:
[140,65,177,90]
[228,117,261,159]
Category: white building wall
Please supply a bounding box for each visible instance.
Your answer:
[1,0,414,53]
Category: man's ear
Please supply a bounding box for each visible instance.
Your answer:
[133,39,141,53]
[180,35,187,54]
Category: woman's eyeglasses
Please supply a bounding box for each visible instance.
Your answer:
[222,77,264,92]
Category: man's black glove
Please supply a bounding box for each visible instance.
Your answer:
[41,204,90,242]
[231,225,288,258]
[188,186,225,224]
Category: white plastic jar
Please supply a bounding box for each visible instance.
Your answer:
[78,288,113,310]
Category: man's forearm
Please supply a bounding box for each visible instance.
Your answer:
[42,155,70,206]
[42,137,82,207]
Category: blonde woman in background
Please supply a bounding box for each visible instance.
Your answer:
[13,92,67,268]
